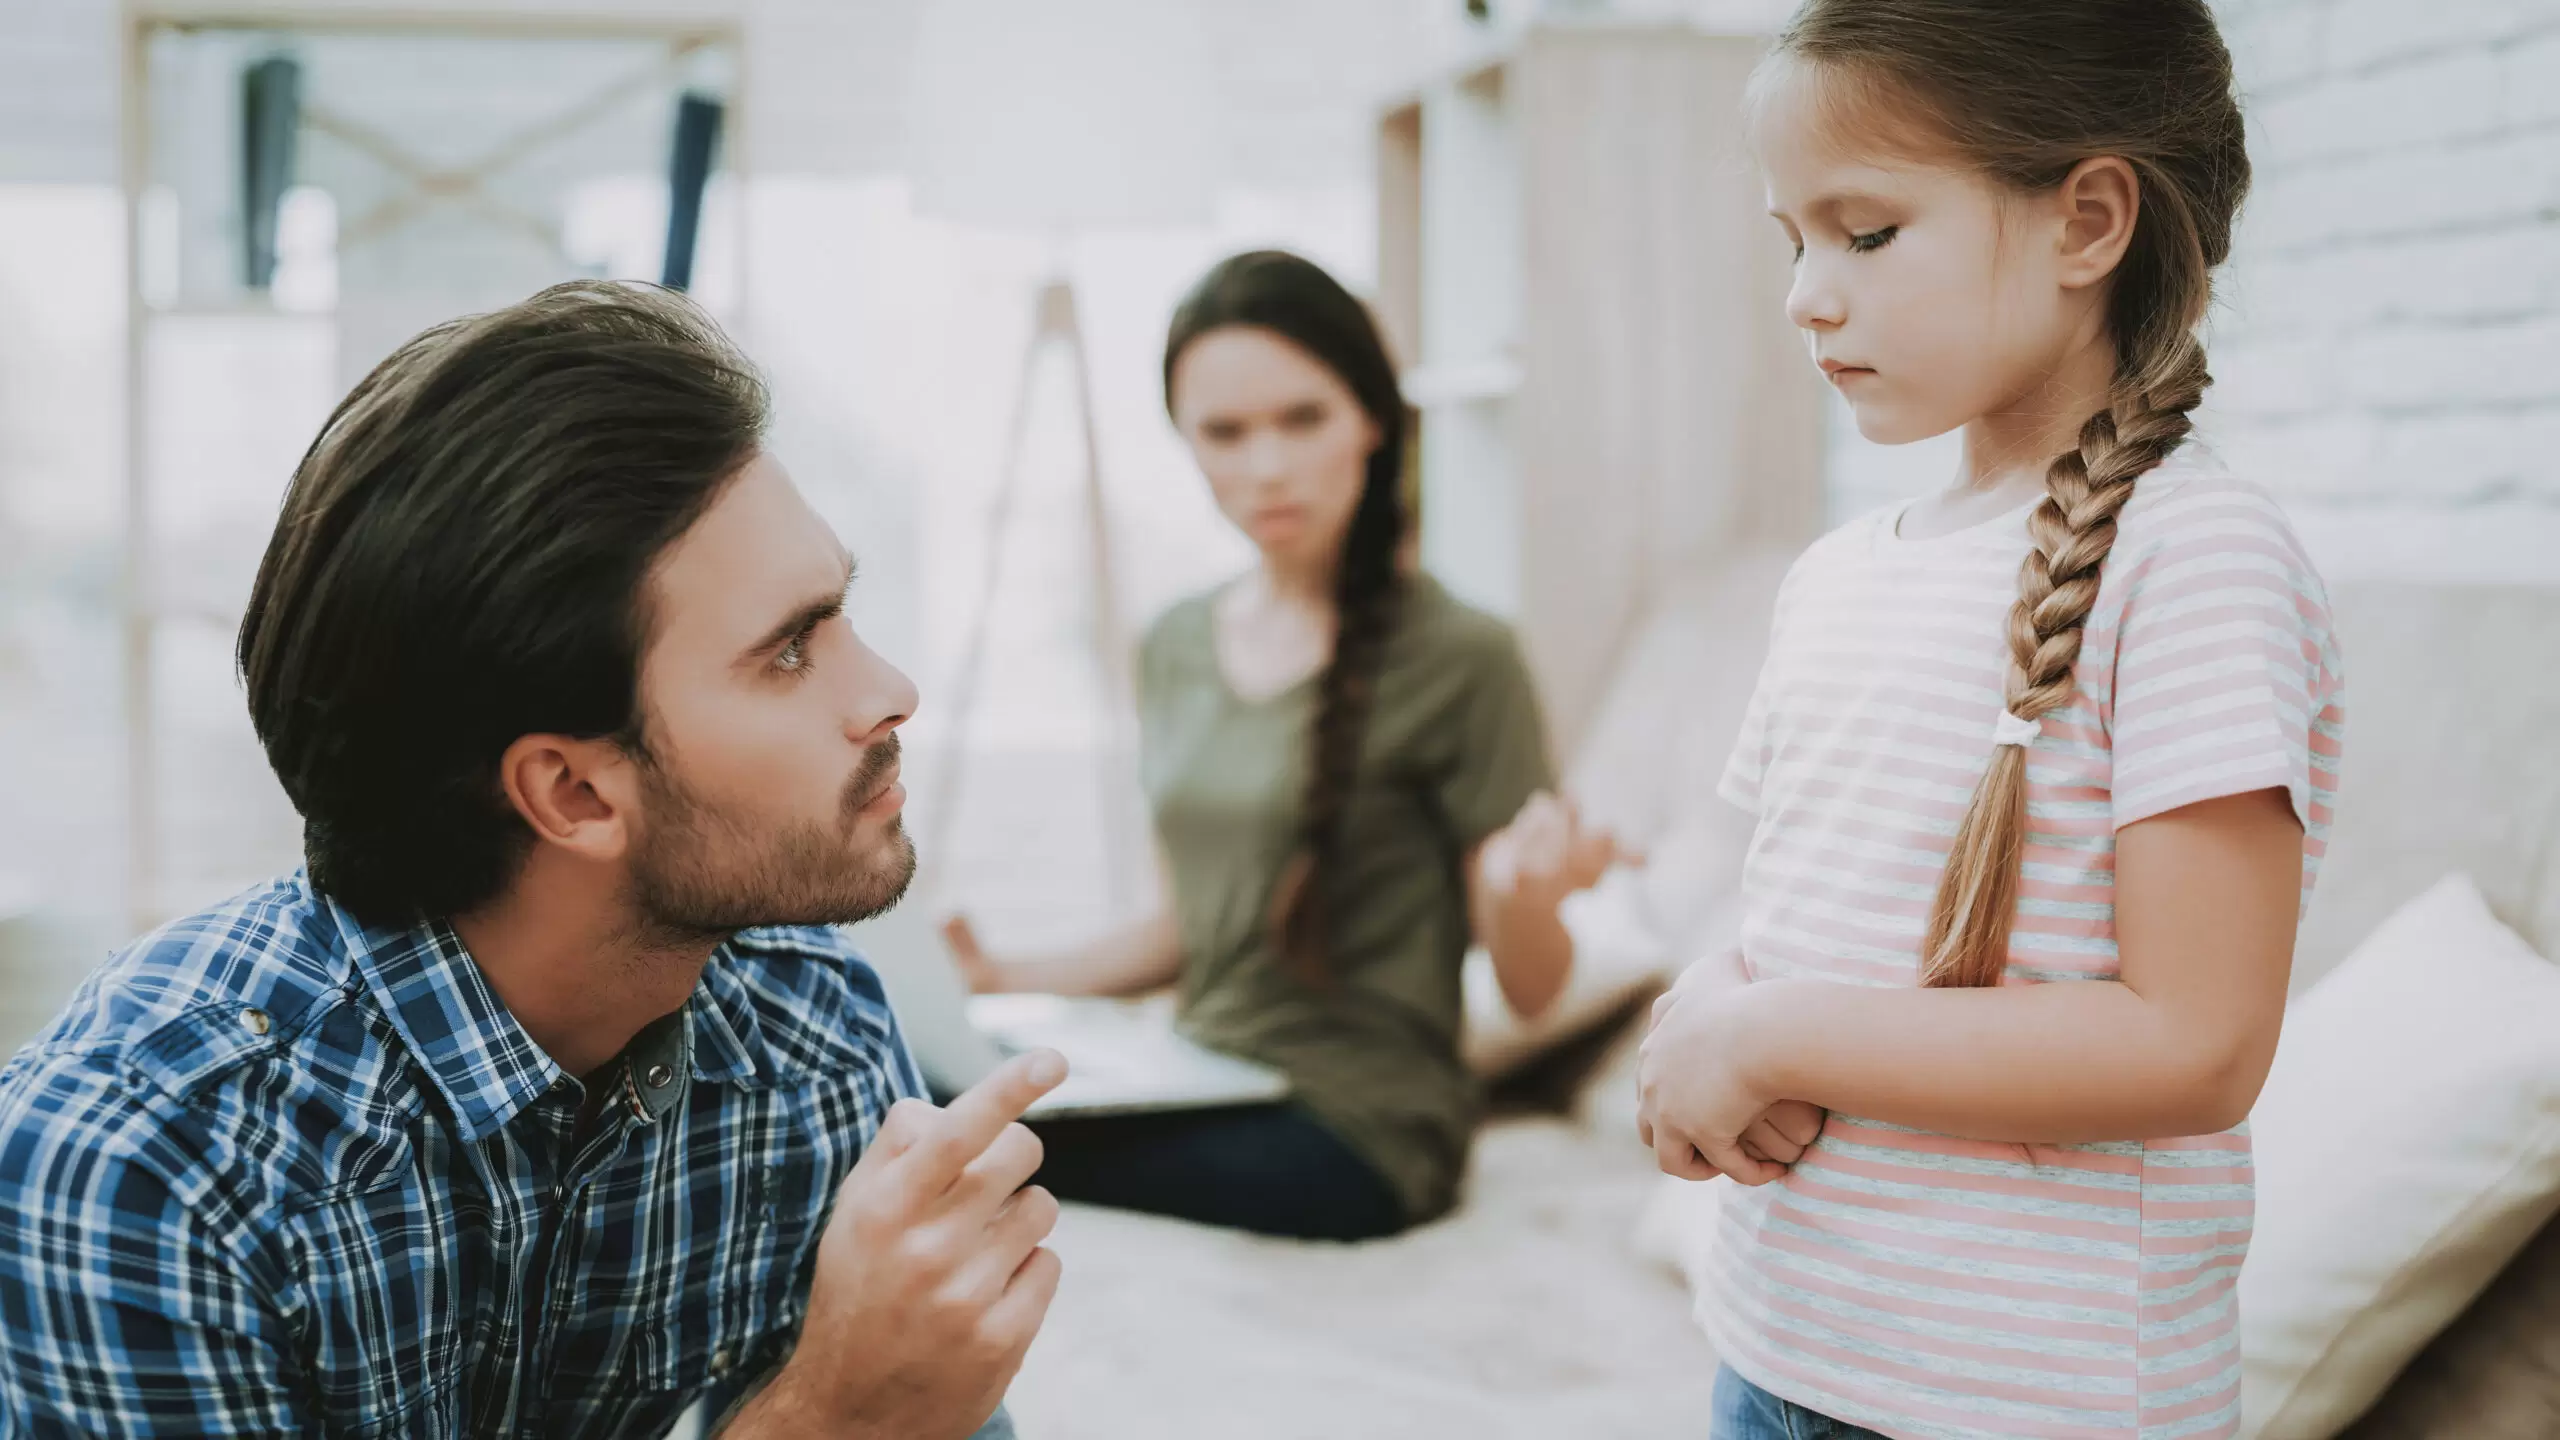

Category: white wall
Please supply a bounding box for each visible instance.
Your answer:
[2210,0,2560,583]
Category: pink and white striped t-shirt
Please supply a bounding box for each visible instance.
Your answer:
[1701,448,2346,1440]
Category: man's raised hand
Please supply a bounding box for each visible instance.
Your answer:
[729,1050,1070,1440]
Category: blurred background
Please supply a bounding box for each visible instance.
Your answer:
[1,0,2556,1027]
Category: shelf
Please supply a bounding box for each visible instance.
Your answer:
[1403,357,1521,407]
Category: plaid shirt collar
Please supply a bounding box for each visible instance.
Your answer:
[332,895,767,1143]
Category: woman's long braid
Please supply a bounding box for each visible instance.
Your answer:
[1271,456,1406,987]
[1920,338,2212,988]
[1161,249,1416,989]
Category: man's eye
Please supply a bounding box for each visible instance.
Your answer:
[776,631,814,675]
[1848,225,1900,254]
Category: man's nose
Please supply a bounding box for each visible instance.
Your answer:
[843,636,919,743]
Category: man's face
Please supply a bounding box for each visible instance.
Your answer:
[624,453,920,939]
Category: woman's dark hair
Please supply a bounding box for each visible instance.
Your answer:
[237,280,770,926]
[1757,0,2250,988]
[1163,251,1409,986]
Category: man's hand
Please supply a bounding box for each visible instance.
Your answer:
[730,1050,1069,1440]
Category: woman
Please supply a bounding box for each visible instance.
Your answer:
[942,250,1623,1241]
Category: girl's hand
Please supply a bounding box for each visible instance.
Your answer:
[1651,946,1752,1032]
[1639,950,1829,1177]
[1637,981,1795,1185]
[940,914,1007,995]
[1740,1099,1827,1166]
[1639,1098,1827,1179]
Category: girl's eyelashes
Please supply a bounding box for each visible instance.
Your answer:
[1779,224,1897,262]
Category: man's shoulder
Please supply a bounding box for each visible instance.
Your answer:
[708,925,919,1089]
[0,876,400,1210]
[19,875,354,1080]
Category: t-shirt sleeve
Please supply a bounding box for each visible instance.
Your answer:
[1716,659,1777,818]
[1436,624,1557,848]
[1718,558,1806,818]
[2103,487,2344,832]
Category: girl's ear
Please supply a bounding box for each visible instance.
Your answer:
[2054,155,2141,291]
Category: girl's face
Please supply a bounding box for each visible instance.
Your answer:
[1169,325,1380,575]
[1753,59,2111,446]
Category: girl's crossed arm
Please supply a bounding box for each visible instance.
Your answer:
[1639,786,2302,1182]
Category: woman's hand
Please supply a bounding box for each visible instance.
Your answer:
[1470,792,1632,1021]
[941,907,1186,999]
[1482,791,1629,920]
[940,914,1008,995]
[1637,978,1820,1186]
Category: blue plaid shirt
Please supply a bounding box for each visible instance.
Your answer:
[0,873,1010,1439]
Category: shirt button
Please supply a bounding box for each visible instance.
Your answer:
[240,1008,271,1036]
[644,1063,674,1088]
[709,1346,732,1377]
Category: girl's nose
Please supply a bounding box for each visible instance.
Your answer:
[1786,259,1846,333]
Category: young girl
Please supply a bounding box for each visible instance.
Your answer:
[945,251,1623,1240]
[1636,3,2346,1437]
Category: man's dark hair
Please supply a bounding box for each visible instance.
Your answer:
[238,280,770,927]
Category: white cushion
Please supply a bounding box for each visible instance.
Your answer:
[2240,873,2560,1439]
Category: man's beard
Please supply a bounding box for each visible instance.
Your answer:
[624,735,917,946]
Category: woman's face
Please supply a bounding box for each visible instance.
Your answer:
[1169,325,1380,575]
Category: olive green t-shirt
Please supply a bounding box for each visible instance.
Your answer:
[1137,574,1555,1223]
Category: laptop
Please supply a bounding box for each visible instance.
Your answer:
[845,902,1289,1120]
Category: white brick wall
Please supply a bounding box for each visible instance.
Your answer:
[2208,0,2560,580]
[1831,2,2560,583]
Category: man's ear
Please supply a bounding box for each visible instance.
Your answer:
[496,732,640,864]
[2053,154,2141,291]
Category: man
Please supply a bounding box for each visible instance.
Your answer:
[0,282,1062,1439]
